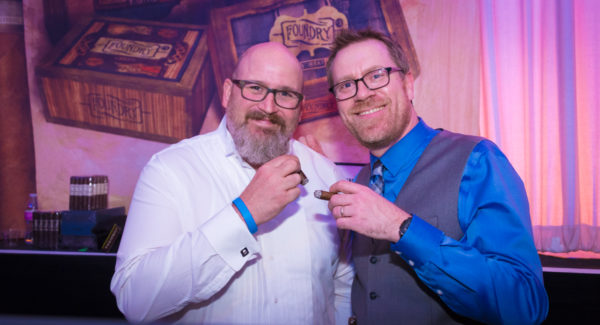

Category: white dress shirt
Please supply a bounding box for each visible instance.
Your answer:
[110,117,353,324]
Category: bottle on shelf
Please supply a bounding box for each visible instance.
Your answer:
[24,193,38,245]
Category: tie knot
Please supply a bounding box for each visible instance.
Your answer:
[372,160,384,177]
[369,160,384,195]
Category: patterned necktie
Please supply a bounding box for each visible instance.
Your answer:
[369,160,385,195]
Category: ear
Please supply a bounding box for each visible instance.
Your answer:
[221,78,233,110]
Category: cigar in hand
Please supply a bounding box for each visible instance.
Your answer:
[298,170,309,186]
[314,190,334,201]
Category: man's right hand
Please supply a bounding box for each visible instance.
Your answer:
[327,180,410,243]
[237,155,303,226]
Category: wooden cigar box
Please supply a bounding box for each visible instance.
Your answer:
[36,16,214,143]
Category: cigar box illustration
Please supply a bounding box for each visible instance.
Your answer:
[37,16,214,143]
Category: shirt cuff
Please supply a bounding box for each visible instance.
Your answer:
[389,214,445,267]
[201,204,260,271]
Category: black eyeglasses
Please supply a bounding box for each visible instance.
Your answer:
[329,67,405,101]
[231,79,304,110]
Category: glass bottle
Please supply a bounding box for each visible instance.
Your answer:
[24,193,38,245]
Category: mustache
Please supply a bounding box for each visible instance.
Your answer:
[245,110,286,128]
[350,96,390,113]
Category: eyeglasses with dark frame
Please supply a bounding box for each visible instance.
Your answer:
[231,79,304,110]
[329,67,405,101]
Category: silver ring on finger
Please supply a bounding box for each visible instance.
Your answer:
[340,206,344,218]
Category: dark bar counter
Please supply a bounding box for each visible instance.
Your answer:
[1,240,599,324]
[0,240,123,320]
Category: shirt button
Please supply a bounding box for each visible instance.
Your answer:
[369,256,378,264]
[408,260,415,267]
[369,292,378,300]
[274,298,278,303]
[436,289,443,296]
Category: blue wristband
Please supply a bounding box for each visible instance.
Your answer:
[233,197,258,234]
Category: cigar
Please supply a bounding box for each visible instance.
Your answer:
[298,170,309,186]
[314,190,334,200]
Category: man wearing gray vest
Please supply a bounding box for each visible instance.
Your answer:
[324,29,549,324]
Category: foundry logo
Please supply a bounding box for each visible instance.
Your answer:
[92,37,172,60]
[269,6,348,56]
[83,93,150,124]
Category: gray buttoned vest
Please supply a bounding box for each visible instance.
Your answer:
[352,130,484,324]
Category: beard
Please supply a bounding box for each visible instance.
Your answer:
[227,110,296,167]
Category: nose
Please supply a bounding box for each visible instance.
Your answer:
[354,79,375,100]
[258,91,279,114]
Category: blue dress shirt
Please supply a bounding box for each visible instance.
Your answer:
[371,118,549,324]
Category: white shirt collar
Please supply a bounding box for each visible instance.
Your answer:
[216,115,239,158]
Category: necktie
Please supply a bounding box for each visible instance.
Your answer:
[369,160,384,195]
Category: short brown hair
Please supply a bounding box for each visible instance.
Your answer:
[326,29,410,87]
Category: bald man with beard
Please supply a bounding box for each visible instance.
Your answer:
[111,42,353,324]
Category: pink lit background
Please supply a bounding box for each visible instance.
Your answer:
[11,0,600,256]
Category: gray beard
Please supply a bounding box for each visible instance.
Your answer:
[227,116,290,167]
